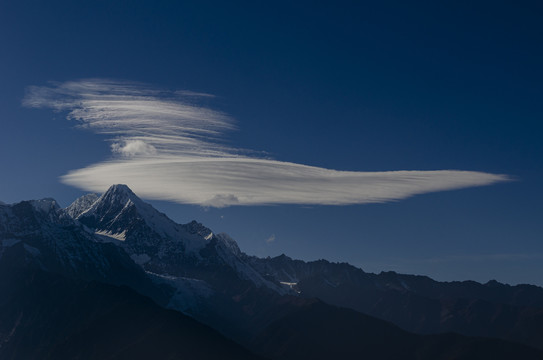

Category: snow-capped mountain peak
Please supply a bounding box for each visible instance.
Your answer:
[65,193,99,218]
[100,184,139,204]
[77,184,212,256]
[79,184,143,218]
[72,185,284,293]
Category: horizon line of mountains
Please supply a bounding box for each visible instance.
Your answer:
[1,184,542,359]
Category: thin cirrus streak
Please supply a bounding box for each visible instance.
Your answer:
[24,79,510,207]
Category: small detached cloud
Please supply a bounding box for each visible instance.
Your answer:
[112,140,157,157]
[24,79,511,207]
[265,234,276,244]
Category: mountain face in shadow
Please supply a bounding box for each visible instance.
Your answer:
[245,254,543,350]
[0,261,263,360]
[1,261,540,360]
[1,185,543,359]
[251,301,543,360]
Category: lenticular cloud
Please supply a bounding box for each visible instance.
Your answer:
[24,79,509,207]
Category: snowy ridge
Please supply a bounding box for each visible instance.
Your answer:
[30,198,60,213]
[71,185,284,294]
[0,198,147,284]
[1,189,288,340]
[2,184,288,323]
[76,185,211,254]
[216,233,241,257]
[213,234,285,294]
[65,193,99,218]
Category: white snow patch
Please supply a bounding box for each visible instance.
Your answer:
[95,229,127,241]
[280,281,300,294]
[168,279,213,310]
[146,271,214,313]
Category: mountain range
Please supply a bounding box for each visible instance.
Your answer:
[1,184,542,359]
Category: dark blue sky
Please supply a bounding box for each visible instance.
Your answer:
[1,0,542,285]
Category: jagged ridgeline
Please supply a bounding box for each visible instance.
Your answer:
[1,185,542,360]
